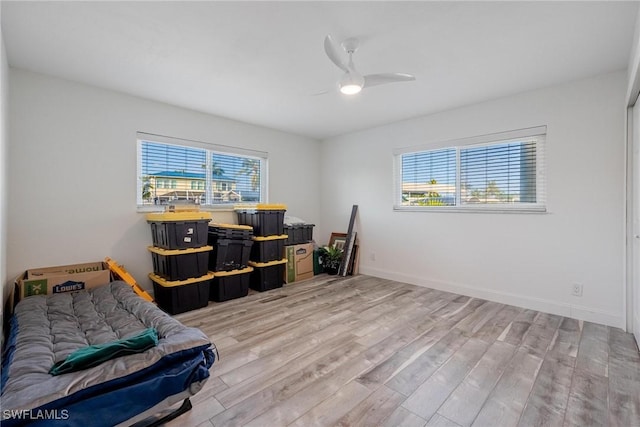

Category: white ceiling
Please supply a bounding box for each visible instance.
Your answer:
[2,1,638,140]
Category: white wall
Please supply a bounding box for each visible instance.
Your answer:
[1,9,9,332]
[321,71,627,328]
[626,4,640,344]
[631,104,640,344]
[7,69,321,292]
[627,6,640,105]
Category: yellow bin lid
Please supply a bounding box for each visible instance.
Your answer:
[256,203,287,210]
[147,245,213,256]
[248,258,288,268]
[146,211,213,222]
[209,222,253,231]
[234,203,287,211]
[213,266,254,277]
[149,272,214,287]
[252,234,288,242]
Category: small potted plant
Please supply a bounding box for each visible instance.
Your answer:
[319,245,343,275]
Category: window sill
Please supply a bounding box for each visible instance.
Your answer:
[137,205,236,214]
[393,205,547,214]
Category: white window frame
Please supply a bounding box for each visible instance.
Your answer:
[136,132,268,211]
[393,126,547,213]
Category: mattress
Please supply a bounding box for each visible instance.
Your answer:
[1,281,215,426]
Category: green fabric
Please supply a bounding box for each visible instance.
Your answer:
[49,328,159,376]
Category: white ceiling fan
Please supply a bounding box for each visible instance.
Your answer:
[323,34,416,95]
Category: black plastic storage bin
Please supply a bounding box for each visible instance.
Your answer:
[235,204,286,237]
[248,259,287,292]
[146,212,212,249]
[283,224,315,246]
[209,239,253,271]
[208,223,253,242]
[210,267,253,302]
[251,235,287,263]
[149,272,213,315]
[148,245,212,281]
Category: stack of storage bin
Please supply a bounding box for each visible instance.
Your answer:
[146,211,214,315]
[282,222,315,282]
[236,204,288,292]
[283,223,315,246]
[207,223,254,302]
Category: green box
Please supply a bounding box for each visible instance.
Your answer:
[284,243,314,284]
[285,245,296,283]
[313,249,324,275]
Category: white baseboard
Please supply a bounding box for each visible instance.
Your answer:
[634,314,640,347]
[359,266,624,329]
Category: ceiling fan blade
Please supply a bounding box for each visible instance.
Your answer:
[324,35,349,72]
[363,73,416,88]
[310,89,330,96]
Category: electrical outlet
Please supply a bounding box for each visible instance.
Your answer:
[369,251,376,261]
[572,283,583,297]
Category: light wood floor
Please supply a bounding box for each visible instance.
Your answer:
[167,274,640,427]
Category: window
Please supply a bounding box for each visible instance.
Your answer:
[394,126,546,212]
[137,133,267,208]
[188,180,205,191]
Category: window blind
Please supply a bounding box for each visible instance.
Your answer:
[137,134,266,207]
[460,138,538,205]
[401,148,457,206]
[394,126,546,212]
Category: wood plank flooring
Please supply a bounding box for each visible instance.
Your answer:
[164,274,640,427]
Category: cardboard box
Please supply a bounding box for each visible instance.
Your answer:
[284,243,314,283]
[15,261,112,302]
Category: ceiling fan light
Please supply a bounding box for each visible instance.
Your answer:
[339,71,364,95]
[340,83,362,95]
